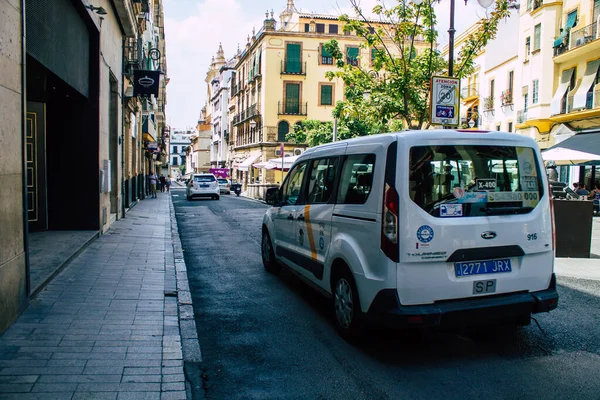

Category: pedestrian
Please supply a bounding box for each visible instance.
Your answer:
[159,174,166,192]
[590,182,600,214]
[149,171,158,198]
[166,175,172,192]
[576,182,590,197]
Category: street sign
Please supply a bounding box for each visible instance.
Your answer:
[430,76,460,127]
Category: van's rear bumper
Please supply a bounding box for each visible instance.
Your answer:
[367,274,558,328]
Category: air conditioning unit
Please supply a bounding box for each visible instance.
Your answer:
[274,149,282,157]
[293,148,304,156]
[284,152,293,158]
[575,37,586,47]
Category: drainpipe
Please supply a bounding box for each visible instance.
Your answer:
[20,0,31,296]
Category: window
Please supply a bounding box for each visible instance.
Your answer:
[306,158,339,204]
[508,71,514,96]
[304,23,310,33]
[409,145,543,217]
[329,24,338,34]
[337,154,376,205]
[490,79,495,100]
[534,24,541,51]
[346,46,359,66]
[527,0,532,10]
[532,79,539,104]
[319,84,333,106]
[172,157,178,166]
[193,175,216,183]
[371,48,377,65]
[285,43,302,73]
[496,125,501,131]
[172,146,178,154]
[277,121,289,142]
[320,44,333,65]
[524,93,529,111]
[508,122,513,132]
[285,83,300,114]
[282,162,308,205]
[316,23,325,33]
[525,37,531,55]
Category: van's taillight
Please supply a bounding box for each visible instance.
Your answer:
[549,191,556,252]
[381,184,399,262]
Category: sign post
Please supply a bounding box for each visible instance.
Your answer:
[430,76,461,127]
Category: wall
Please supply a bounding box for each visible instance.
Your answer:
[0,0,28,332]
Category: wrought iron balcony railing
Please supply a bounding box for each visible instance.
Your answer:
[278,101,308,116]
[569,22,599,51]
[281,61,307,75]
[461,83,479,99]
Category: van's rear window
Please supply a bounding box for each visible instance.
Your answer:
[409,145,543,217]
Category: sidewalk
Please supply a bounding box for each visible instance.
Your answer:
[0,192,199,399]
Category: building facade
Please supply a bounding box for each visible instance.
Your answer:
[170,130,193,177]
[0,0,169,333]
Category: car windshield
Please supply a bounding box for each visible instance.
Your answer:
[194,176,215,183]
[217,179,228,184]
[409,145,543,217]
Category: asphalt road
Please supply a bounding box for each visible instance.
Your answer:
[172,187,600,400]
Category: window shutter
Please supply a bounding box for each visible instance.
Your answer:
[285,83,300,113]
[347,47,359,66]
[286,43,301,73]
[321,85,333,105]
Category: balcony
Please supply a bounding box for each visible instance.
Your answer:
[517,110,528,124]
[278,101,308,116]
[483,96,495,115]
[461,83,479,100]
[233,104,260,126]
[501,90,514,111]
[554,22,600,63]
[281,61,307,75]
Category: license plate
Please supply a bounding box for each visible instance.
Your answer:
[455,259,512,277]
[200,184,209,188]
[473,279,496,294]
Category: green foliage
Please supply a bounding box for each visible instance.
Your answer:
[325,0,512,131]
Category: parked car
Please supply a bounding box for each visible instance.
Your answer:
[217,178,231,194]
[261,130,558,339]
[186,174,220,200]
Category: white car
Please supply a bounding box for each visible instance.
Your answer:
[217,178,231,194]
[261,130,558,339]
[187,174,220,200]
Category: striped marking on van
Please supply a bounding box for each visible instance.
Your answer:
[304,205,318,261]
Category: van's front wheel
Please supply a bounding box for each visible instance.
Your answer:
[261,230,280,274]
[332,269,365,340]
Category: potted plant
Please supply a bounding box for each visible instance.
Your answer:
[484,96,494,111]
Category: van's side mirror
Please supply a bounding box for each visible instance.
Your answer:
[265,187,281,206]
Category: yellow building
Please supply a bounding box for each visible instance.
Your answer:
[225,0,415,198]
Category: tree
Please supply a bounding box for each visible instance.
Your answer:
[324,0,513,132]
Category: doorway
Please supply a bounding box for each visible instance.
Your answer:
[26,102,48,232]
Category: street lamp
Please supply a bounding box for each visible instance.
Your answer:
[412,0,495,77]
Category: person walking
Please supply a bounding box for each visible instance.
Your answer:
[159,174,166,192]
[166,175,172,192]
[149,171,158,198]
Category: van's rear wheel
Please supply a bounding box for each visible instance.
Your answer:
[332,269,365,340]
[261,230,280,274]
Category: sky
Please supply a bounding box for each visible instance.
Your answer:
[163,0,495,130]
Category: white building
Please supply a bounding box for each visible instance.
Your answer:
[170,130,193,178]
[209,45,235,168]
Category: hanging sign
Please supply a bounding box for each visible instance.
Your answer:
[133,70,160,97]
[430,76,460,127]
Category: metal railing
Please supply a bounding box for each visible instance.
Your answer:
[517,110,528,123]
[483,96,494,111]
[278,101,308,116]
[281,61,307,75]
[569,22,599,51]
[461,83,479,99]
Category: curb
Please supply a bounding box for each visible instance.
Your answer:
[167,195,202,398]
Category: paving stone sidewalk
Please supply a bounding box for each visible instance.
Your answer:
[0,193,198,399]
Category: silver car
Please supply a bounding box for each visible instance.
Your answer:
[217,178,231,194]
[186,174,220,200]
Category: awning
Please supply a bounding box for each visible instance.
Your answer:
[553,12,577,47]
[542,147,600,165]
[545,131,600,158]
[237,152,261,172]
[143,132,156,143]
[463,98,479,111]
[572,60,600,110]
[550,68,575,115]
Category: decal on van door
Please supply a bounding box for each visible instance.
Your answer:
[417,225,434,243]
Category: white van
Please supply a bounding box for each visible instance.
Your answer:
[261,130,558,338]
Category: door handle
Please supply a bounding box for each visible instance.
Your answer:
[297,215,305,221]
[287,214,295,220]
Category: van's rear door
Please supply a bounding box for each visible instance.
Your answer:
[397,138,553,306]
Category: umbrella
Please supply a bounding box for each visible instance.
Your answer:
[541,147,600,165]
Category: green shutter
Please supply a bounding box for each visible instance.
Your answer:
[285,83,300,113]
[286,43,301,73]
[347,47,359,62]
[321,85,333,105]
[371,48,376,62]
